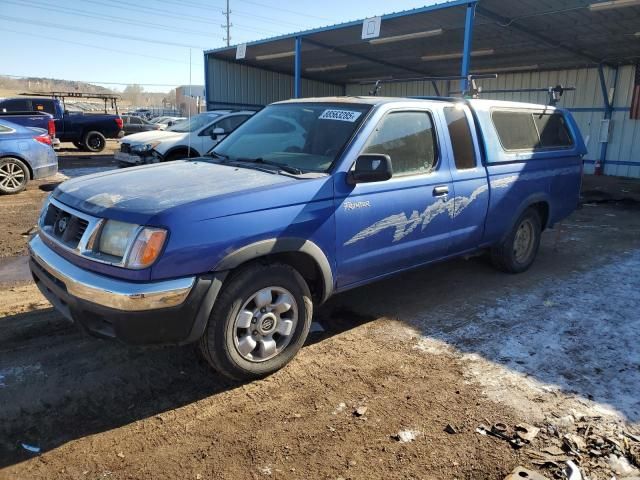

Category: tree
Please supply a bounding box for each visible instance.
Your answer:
[122,84,144,106]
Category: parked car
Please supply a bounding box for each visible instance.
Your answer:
[0,110,59,147]
[0,97,123,152]
[28,97,585,380]
[122,115,161,136]
[114,110,253,165]
[0,119,58,194]
[156,117,186,130]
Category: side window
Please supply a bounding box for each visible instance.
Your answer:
[0,99,30,113]
[32,100,56,115]
[216,115,250,133]
[444,106,476,169]
[534,113,573,148]
[363,111,437,176]
[491,111,540,151]
[130,117,142,125]
[0,124,13,133]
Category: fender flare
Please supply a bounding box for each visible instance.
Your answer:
[215,238,334,303]
[500,193,552,242]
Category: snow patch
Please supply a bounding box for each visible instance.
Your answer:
[413,251,640,425]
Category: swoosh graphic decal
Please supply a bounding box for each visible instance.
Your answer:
[344,166,580,246]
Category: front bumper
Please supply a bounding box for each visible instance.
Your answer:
[114,151,143,165]
[28,234,214,344]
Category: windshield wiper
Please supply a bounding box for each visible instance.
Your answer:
[208,150,229,161]
[241,157,303,175]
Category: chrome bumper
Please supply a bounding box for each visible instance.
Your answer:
[29,234,195,311]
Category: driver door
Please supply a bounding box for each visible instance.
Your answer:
[335,109,454,287]
[199,115,250,154]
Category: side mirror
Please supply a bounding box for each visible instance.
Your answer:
[347,154,393,185]
[210,127,226,139]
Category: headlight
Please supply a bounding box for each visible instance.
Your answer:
[99,220,140,258]
[97,220,167,269]
[131,142,160,153]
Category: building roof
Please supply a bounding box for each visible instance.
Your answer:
[205,0,640,85]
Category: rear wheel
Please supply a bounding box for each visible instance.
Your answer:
[491,208,542,273]
[198,263,313,381]
[0,157,29,194]
[83,131,106,152]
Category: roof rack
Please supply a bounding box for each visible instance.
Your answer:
[20,91,121,114]
[360,74,498,98]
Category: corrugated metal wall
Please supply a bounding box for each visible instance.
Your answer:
[206,57,344,107]
[207,55,639,178]
[346,66,640,178]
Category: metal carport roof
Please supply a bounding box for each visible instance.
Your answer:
[205,0,640,86]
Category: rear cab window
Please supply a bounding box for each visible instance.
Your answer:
[491,109,574,151]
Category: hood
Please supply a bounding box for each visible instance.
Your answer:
[120,130,185,144]
[53,160,297,223]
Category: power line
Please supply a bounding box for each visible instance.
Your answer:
[6,0,224,39]
[1,74,184,88]
[1,27,196,65]
[162,0,332,22]
[0,14,208,49]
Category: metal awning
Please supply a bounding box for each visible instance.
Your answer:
[205,0,640,89]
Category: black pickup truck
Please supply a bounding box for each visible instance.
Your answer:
[0,97,123,152]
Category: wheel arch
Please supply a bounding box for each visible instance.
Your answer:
[164,145,201,160]
[0,154,33,180]
[500,193,552,243]
[214,238,334,304]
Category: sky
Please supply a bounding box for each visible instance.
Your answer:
[1,0,440,92]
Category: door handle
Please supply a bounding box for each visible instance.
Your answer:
[433,186,449,197]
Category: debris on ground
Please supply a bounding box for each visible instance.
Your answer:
[444,423,459,434]
[479,415,640,479]
[353,406,368,417]
[504,466,549,480]
[392,429,420,443]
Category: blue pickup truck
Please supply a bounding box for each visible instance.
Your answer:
[28,96,586,380]
[0,97,123,152]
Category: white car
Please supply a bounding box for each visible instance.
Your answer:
[156,116,186,130]
[114,110,254,165]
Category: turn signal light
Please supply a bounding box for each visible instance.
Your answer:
[126,228,167,269]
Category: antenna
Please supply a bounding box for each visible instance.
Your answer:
[222,0,232,47]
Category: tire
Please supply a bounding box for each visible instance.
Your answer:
[199,263,313,381]
[491,208,542,273]
[82,131,106,152]
[0,157,29,194]
[72,141,85,150]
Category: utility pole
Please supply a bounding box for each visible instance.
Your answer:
[222,0,232,47]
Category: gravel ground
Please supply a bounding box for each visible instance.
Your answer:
[0,163,639,479]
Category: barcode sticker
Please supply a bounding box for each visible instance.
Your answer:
[319,109,362,122]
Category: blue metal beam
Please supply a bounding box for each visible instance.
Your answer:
[460,2,476,93]
[204,0,477,54]
[294,36,302,98]
[596,64,619,175]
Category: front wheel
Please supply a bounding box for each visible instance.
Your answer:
[490,208,542,273]
[0,157,29,194]
[198,263,313,381]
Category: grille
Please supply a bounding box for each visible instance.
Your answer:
[120,143,131,154]
[41,203,90,250]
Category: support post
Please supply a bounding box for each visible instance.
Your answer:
[460,2,476,94]
[294,36,302,99]
[596,64,618,176]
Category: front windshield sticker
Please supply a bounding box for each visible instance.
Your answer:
[319,109,362,122]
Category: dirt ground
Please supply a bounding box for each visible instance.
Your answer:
[0,164,639,479]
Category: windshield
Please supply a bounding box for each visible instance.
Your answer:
[212,103,371,173]
[167,113,219,132]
